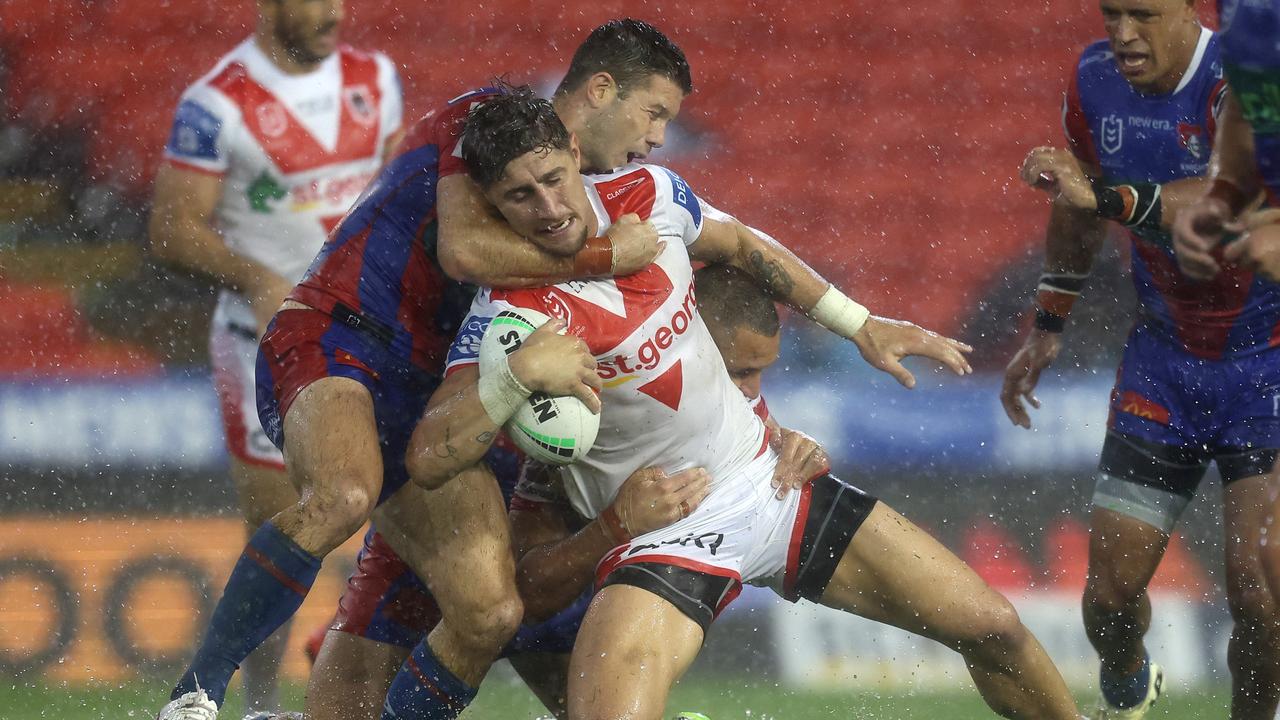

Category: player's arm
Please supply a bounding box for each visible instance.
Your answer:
[999,188,1108,428]
[437,175,660,287]
[405,319,602,490]
[1175,92,1265,279]
[512,466,710,623]
[149,164,294,333]
[689,218,973,388]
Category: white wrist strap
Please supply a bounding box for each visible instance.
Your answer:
[478,354,532,425]
[807,285,870,339]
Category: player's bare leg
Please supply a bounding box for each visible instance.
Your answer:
[1222,474,1280,720]
[306,630,408,720]
[818,502,1080,720]
[163,377,383,715]
[509,652,571,719]
[276,377,384,555]
[374,463,523,686]
[1081,508,1168,688]
[232,459,300,713]
[567,585,704,720]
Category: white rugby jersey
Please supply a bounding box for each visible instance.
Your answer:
[447,164,768,519]
[163,37,403,287]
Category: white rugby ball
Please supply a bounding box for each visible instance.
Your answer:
[478,307,600,465]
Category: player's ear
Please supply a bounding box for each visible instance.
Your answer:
[584,72,618,109]
[569,133,582,168]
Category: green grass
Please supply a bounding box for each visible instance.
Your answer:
[0,676,1231,719]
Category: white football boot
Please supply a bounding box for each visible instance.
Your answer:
[157,688,219,720]
[1093,662,1164,720]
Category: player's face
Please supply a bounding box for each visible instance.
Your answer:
[711,325,781,401]
[265,0,344,66]
[1098,0,1199,93]
[484,145,595,257]
[580,74,685,172]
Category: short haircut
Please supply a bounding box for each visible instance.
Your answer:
[462,86,572,189]
[695,265,780,337]
[555,19,693,98]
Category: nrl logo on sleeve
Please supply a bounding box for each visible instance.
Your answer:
[1100,114,1123,154]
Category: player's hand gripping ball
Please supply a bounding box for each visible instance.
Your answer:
[479,307,601,465]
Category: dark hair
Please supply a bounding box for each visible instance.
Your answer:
[462,85,572,189]
[695,265,780,337]
[555,18,693,98]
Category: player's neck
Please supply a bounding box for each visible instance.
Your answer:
[253,33,325,76]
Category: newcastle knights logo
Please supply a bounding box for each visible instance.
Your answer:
[343,85,377,127]
[1100,114,1123,154]
[1178,122,1206,160]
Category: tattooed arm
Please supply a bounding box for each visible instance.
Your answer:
[690,218,972,386]
[405,319,601,490]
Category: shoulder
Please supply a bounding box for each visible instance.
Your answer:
[1073,40,1118,90]
[640,163,701,226]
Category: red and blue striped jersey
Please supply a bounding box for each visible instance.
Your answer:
[1219,0,1280,204]
[289,87,499,374]
[1064,30,1280,360]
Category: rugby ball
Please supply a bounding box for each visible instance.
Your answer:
[478,307,600,465]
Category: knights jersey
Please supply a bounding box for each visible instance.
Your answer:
[1219,0,1280,203]
[289,87,501,373]
[164,38,403,288]
[446,164,767,520]
[1064,29,1280,360]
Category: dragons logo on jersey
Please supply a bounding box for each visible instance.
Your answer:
[255,101,288,139]
[344,85,377,127]
[1101,114,1124,154]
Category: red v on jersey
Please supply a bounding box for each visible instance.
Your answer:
[210,47,382,175]
[637,359,683,411]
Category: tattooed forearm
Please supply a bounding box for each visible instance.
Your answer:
[745,249,795,297]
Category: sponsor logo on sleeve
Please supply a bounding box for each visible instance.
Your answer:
[447,315,490,366]
[166,100,222,161]
[660,167,702,226]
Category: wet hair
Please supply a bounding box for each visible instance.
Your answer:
[462,85,572,189]
[555,19,693,98]
[695,265,780,337]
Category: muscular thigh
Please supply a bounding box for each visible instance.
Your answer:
[817,502,1010,641]
[283,376,383,496]
[568,584,703,720]
[1223,473,1280,612]
[373,463,516,613]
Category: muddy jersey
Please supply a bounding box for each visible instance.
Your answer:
[446,164,767,519]
[164,38,402,287]
[1219,0,1280,202]
[1064,28,1280,360]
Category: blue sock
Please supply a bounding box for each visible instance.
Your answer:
[1101,655,1151,708]
[381,639,477,719]
[172,522,321,706]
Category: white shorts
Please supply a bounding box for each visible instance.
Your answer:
[596,450,877,631]
[209,292,285,471]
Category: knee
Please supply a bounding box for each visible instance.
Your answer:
[1084,570,1146,616]
[452,588,524,654]
[1227,581,1280,632]
[303,483,378,542]
[954,594,1029,658]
